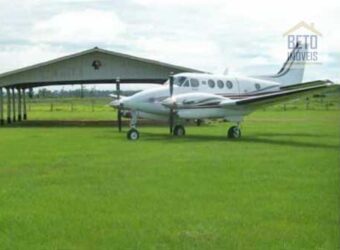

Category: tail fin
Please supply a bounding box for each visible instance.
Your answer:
[256,43,308,86]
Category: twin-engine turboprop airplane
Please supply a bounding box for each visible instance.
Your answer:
[110,43,339,140]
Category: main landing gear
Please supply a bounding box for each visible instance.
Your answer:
[227,123,241,139]
[173,125,185,136]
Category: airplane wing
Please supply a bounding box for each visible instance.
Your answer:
[221,80,339,108]
[162,80,339,111]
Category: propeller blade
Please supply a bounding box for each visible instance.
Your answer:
[170,75,174,97]
[117,105,122,132]
[169,74,174,134]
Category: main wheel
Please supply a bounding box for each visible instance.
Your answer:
[228,126,241,139]
[173,125,186,136]
[127,128,139,140]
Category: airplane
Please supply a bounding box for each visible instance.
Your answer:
[110,43,339,140]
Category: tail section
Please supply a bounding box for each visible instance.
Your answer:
[256,43,308,86]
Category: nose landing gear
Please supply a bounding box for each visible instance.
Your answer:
[127,128,139,140]
[127,111,140,141]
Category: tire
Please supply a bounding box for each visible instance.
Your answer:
[228,126,241,139]
[127,128,139,140]
[173,125,186,136]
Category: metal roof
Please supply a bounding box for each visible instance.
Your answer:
[0,47,205,88]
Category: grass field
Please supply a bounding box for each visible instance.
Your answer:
[6,94,337,121]
[0,99,339,249]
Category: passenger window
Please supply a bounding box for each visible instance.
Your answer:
[217,80,224,89]
[208,79,215,88]
[190,78,200,88]
[255,83,261,90]
[226,81,233,89]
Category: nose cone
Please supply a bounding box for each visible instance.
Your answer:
[109,98,130,109]
[121,97,133,109]
[109,99,122,108]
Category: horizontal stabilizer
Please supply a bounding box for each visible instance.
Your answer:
[235,80,338,107]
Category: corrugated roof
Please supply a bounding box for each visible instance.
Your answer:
[0,47,205,79]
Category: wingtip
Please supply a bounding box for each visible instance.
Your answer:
[325,79,339,85]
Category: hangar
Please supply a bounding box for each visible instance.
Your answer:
[0,47,203,126]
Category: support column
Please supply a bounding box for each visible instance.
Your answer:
[6,88,11,124]
[0,88,4,126]
[12,88,16,122]
[17,88,22,121]
[23,88,27,120]
[116,78,122,132]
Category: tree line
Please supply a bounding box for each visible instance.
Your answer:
[33,87,139,98]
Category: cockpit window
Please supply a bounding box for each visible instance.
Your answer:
[183,80,190,87]
[174,76,188,86]
[190,78,199,88]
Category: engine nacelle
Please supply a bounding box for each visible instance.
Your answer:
[162,93,228,109]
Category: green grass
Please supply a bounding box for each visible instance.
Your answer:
[3,94,338,121]
[26,97,117,121]
[0,107,339,249]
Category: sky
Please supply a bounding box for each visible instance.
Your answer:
[0,0,339,90]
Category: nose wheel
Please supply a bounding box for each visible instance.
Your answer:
[126,111,140,140]
[127,128,139,140]
[228,125,241,139]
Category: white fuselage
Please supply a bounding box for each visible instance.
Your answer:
[116,73,280,121]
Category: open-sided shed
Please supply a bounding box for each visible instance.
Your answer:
[0,47,203,125]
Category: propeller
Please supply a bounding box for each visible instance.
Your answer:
[116,78,122,132]
[169,74,175,135]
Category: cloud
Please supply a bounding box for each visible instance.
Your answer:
[0,0,339,83]
[0,44,67,72]
[31,9,126,45]
[134,37,220,71]
[132,0,221,6]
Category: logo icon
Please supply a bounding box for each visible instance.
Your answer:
[92,60,102,70]
[283,21,322,65]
